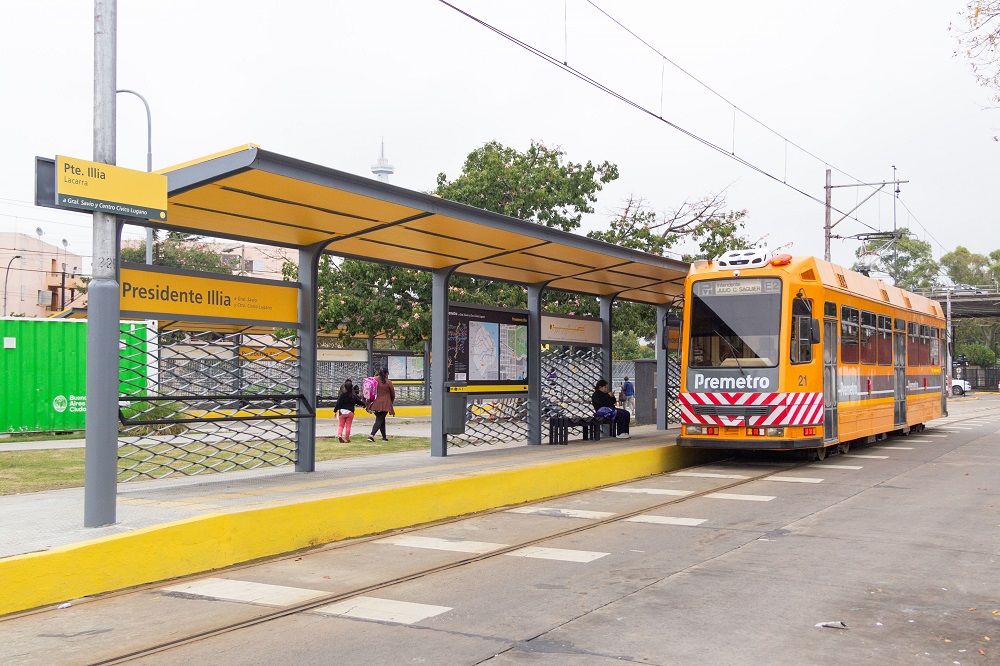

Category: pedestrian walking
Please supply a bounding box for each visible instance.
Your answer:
[367,367,396,442]
[620,375,635,413]
[333,379,363,442]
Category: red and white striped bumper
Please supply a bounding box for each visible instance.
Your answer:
[679,392,824,427]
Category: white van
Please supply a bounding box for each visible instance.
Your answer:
[952,378,972,396]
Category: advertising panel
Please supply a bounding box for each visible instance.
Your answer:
[447,304,528,383]
[540,314,603,346]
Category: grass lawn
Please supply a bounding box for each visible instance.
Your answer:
[0,436,429,496]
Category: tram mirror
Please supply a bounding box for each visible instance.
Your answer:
[811,318,821,344]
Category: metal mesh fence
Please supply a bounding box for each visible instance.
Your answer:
[446,346,604,448]
[117,328,301,482]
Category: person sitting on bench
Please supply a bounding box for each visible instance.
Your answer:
[591,379,631,439]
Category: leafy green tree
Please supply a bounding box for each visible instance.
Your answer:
[435,140,619,232]
[121,239,233,274]
[940,246,992,286]
[612,329,655,360]
[956,341,996,367]
[851,229,939,290]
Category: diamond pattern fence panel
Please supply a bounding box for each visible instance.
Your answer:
[117,329,301,482]
[447,346,604,448]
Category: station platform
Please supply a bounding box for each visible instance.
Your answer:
[0,421,717,617]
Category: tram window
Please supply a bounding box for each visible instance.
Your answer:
[791,298,813,364]
[860,311,877,364]
[841,306,859,364]
[919,324,931,365]
[907,323,919,366]
[824,301,837,318]
[877,315,892,366]
[894,318,906,332]
[930,326,940,366]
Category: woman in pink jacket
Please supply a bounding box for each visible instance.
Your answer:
[367,367,396,442]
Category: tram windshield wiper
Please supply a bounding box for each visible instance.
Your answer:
[714,329,746,377]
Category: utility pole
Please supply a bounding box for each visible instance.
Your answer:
[85,0,120,528]
[823,172,908,264]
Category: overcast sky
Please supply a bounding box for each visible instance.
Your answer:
[1,1,995,277]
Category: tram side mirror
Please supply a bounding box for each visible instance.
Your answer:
[811,318,821,344]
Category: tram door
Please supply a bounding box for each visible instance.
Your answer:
[893,330,907,426]
[823,319,839,443]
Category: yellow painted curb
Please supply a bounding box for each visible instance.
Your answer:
[0,444,718,617]
[316,405,431,419]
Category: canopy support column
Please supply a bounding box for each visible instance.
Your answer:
[599,295,614,385]
[526,283,545,445]
[430,266,455,457]
[656,303,669,430]
[295,242,322,472]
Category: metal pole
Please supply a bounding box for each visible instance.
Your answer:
[116,89,153,265]
[3,256,21,317]
[526,283,544,445]
[656,303,668,430]
[892,165,898,283]
[824,169,832,262]
[295,244,320,472]
[430,267,453,456]
[85,0,120,527]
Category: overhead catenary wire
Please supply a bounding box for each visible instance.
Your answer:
[436,0,880,233]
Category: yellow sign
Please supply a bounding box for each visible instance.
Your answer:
[240,346,297,361]
[120,266,299,326]
[447,384,528,393]
[55,155,167,220]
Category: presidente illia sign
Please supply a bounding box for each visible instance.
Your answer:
[120,264,299,327]
[55,155,167,220]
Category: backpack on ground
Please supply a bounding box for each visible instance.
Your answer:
[362,376,378,403]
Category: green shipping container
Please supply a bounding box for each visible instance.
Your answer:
[0,318,150,433]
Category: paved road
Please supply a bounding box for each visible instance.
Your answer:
[2,397,998,665]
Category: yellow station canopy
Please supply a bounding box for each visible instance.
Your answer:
[154,145,689,305]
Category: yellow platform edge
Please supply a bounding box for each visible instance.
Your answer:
[315,405,431,419]
[0,443,718,617]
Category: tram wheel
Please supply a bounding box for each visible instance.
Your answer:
[810,446,827,461]
[838,440,851,455]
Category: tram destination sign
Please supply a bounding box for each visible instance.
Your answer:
[696,278,780,297]
[53,155,167,220]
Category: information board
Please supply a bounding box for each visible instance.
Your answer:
[447,304,528,383]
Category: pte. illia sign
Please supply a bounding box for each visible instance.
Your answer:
[55,155,167,220]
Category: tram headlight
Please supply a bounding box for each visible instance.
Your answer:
[686,425,703,435]
[766,427,784,437]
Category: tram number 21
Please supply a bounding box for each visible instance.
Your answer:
[797,375,808,387]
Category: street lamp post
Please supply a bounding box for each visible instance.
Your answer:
[117,88,153,264]
[3,255,22,317]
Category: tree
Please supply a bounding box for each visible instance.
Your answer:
[121,239,233,274]
[940,246,992,286]
[612,329,655,360]
[953,1,1000,110]
[956,340,997,367]
[587,194,760,339]
[435,140,619,232]
[851,229,940,290]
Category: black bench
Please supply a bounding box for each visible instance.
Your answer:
[548,415,618,445]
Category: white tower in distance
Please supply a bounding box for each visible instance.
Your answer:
[371,139,394,182]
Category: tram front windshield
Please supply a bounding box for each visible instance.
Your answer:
[688,278,782,368]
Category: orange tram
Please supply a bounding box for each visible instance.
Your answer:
[676,250,947,459]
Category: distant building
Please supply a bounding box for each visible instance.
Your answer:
[0,233,85,317]
[371,140,395,182]
[120,239,294,281]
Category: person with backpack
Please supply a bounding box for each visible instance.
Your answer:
[367,367,396,442]
[620,376,635,413]
[333,379,363,443]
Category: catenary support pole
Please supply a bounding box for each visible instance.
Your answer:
[656,303,669,430]
[430,267,454,457]
[295,243,322,472]
[526,283,545,445]
[85,0,120,527]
